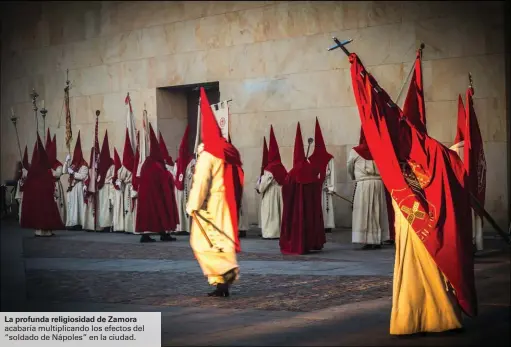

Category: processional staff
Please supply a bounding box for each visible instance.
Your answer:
[10,108,25,169]
[40,100,48,142]
[29,88,39,136]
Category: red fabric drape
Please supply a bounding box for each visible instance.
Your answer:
[454,95,467,144]
[464,87,486,214]
[349,53,477,317]
[402,49,427,134]
[112,148,121,190]
[353,127,373,160]
[260,136,268,177]
[22,145,29,169]
[20,133,64,230]
[159,131,174,166]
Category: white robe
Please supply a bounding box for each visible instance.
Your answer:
[450,141,484,251]
[321,158,336,229]
[347,149,390,245]
[174,160,195,233]
[111,173,125,232]
[52,165,66,224]
[118,166,136,234]
[256,170,283,239]
[63,162,89,228]
[97,165,115,228]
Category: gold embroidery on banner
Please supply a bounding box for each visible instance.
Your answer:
[400,202,426,225]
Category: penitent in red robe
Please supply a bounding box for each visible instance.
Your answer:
[280,123,325,255]
[20,133,64,231]
[135,124,179,233]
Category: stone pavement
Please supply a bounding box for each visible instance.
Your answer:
[1,219,510,346]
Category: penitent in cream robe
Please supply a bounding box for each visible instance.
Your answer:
[322,158,336,229]
[111,175,125,232]
[97,165,115,229]
[348,149,390,245]
[256,170,283,239]
[390,198,463,335]
[117,166,136,234]
[450,141,484,251]
[63,162,89,228]
[52,165,66,225]
[187,150,239,286]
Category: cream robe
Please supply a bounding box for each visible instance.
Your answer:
[450,141,484,251]
[256,171,283,239]
[238,192,249,231]
[111,175,125,232]
[187,151,239,286]
[97,165,115,228]
[118,166,136,234]
[390,198,463,335]
[15,169,27,224]
[322,158,336,229]
[52,165,66,224]
[348,149,390,245]
[63,162,88,228]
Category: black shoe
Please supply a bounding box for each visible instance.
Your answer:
[357,244,372,250]
[325,228,332,233]
[383,240,395,245]
[239,230,247,238]
[372,245,382,249]
[140,235,156,243]
[207,283,229,297]
[160,233,176,242]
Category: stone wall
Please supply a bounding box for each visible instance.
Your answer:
[1,1,508,229]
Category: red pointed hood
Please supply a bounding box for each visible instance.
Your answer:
[71,131,88,168]
[353,127,373,160]
[45,128,52,153]
[122,128,135,173]
[260,136,268,176]
[264,125,287,185]
[33,132,50,170]
[454,94,466,144]
[175,125,192,191]
[22,145,29,169]
[309,117,334,179]
[288,122,320,184]
[97,130,113,189]
[159,132,174,166]
[48,134,62,170]
[148,123,164,164]
[112,148,121,184]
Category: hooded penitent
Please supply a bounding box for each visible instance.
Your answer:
[98,130,114,190]
[260,136,268,177]
[159,132,174,166]
[122,128,135,173]
[309,117,334,181]
[22,145,29,170]
[70,131,88,169]
[135,123,179,233]
[199,87,244,253]
[349,53,477,318]
[48,135,63,171]
[20,133,64,230]
[353,128,373,160]
[279,123,325,255]
[175,125,192,191]
[264,126,288,185]
[112,148,121,190]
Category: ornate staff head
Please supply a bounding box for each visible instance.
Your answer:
[468,73,474,93]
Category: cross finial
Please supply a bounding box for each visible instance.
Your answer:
[468,73,474,91]
[327,37,353,56]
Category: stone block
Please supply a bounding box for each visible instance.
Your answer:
[483,142,509,228]
[425,100,458,144]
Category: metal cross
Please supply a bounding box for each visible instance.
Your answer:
[327,37,353,56]
[400,202,426,225]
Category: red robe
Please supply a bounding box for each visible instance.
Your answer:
[280,123,325,255]
[20,134,64,230]
[350,53,477,317]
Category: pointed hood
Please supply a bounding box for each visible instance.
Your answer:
[148,123,164,164]
[30,139,38,166]
[308,117,334,179]
[158,132,174,166]
[200,87,228,160]
[293,122,306,167]
[175,125,192,190]
[353,127,373,160]
[71,131,88,168]
[112,148,121,185]
[22,145,29,169]
[48,134,62,170]
[260,136,268,177]
[97,130,114,190]
[288,122,320,184]
[33,132,49,170]
[454,94,466,144]
[122,128,135,173]
[45,128,52,153]
[264,125,287,185]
